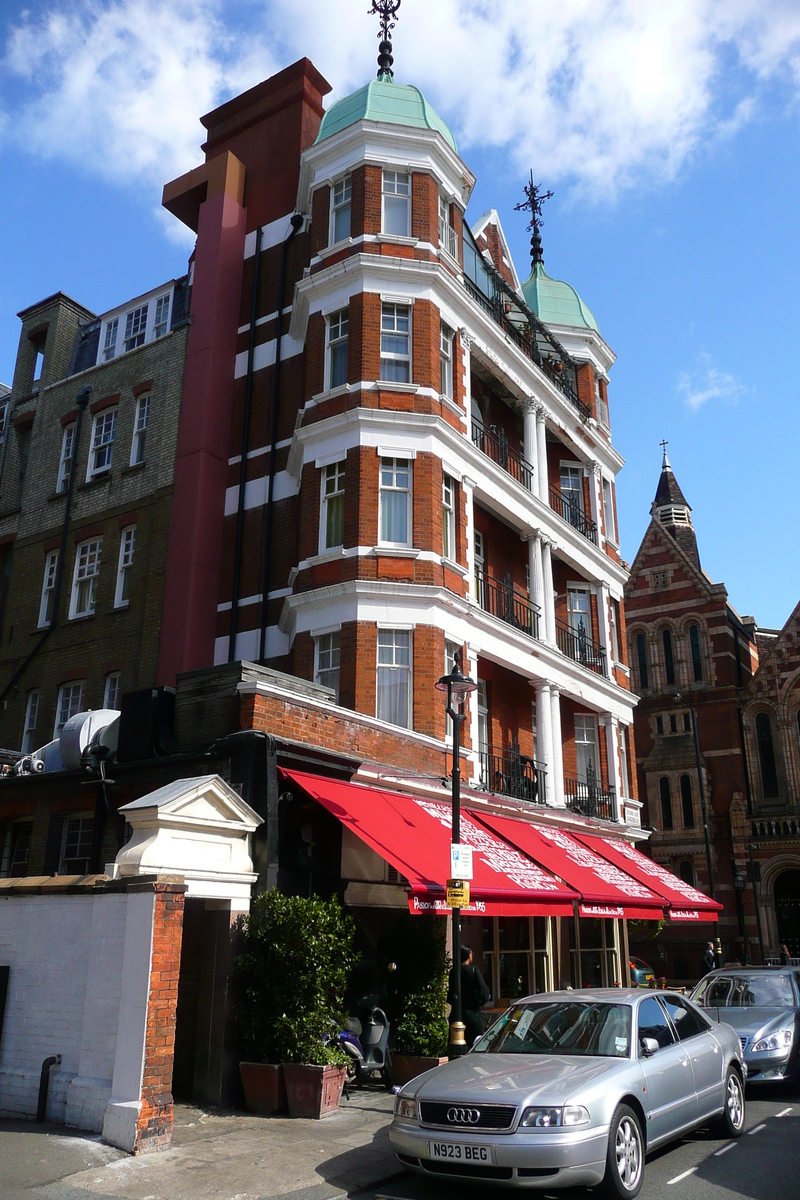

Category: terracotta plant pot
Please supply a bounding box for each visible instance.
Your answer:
[391,1054,448,1088]
[282,1064,346,1119]
[239,1062,288,1115]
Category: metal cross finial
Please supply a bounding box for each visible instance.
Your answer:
[515,170,554,267]
[660,439,670,468]
[370,0,401,79]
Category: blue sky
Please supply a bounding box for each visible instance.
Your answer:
[1,1,798,629]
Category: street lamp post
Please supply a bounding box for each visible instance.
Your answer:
[436,649,477,1058]
[733,866,749,964]
[675,693,721,967]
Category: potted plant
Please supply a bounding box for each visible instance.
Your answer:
[379,914,449,1086]
[236,890,358,1118]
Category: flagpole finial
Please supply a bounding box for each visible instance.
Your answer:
[515,170,554,267]
[370,1,401,79]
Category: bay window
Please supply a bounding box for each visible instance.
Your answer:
[379,457,411,546]
[382,169,410,236]
[376,629,411,728]
[380,303,410,382]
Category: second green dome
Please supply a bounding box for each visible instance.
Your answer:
[316,78,457,152]
[522,261,598,332]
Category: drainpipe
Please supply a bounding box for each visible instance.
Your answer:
[229,224,263,662]
[36,1054,62,1122]
[0,386,91,704]
[259,214,304,663]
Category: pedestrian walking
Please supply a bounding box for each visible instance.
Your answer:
[779,942,792,965]
[450,944,491,1048]
[701,941,716,974]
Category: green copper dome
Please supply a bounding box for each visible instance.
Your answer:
[315,78,457,152]
[522,261,598,332]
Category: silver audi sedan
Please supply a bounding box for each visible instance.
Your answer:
[691,967,800,1084]
[389,989,745,1197]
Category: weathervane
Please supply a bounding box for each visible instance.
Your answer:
[369,0,401,79]
[515,171,554,267]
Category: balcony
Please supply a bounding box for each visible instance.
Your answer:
[549,485,598,545]
[476,570,540,640]
[462,274,591,423]
[555,618,606,675]
[565,767,616,821]
[478,745,547,806]
[472,418,533,491]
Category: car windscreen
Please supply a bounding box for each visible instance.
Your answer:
[694,975,796,1008]
[473,1001,632,1058]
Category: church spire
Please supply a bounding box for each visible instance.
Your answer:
[652,445,699,567]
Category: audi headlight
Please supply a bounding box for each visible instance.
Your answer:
[394,1096,417,1121]
[563,1105,591,1126]
[521,1107,562,1128]
[753,1028,793,1053]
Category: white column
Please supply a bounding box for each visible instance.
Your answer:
[526,532,545,639]
[460,328,474,439]
[536,682,554,807]
[465,642,481,787]
[542,537,556,645]
[463,475,477,600]
[597,581,613,678]
[523,399,537,493]
[535,402,549,503]
[550,687,565,807]
[604,715,623,821]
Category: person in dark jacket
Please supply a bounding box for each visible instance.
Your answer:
[701,941,716,974]
[779,943,792,965]
[450,944,491,1048]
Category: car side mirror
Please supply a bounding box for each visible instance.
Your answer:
[640,1037,659,1057]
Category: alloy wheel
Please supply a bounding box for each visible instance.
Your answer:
[615,1115,643,1191]
[727,1073,744,1130]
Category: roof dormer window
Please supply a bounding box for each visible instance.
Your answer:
[124,304,148,352]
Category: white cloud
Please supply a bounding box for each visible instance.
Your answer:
[677,353,745,410]
[3,0,800,205]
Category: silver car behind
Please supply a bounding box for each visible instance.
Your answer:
[389,988,745,1193]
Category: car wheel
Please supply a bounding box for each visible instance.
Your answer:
[716,1067,745,1137]
[602,1104,644,1199]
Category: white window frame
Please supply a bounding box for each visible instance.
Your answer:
[380,303,411,383]
[474,528,485,601]
[103,672,121,711]
[382,169,411,237]
[442,473,456,561]
[21,690,41,754]
[123,303,148,352]
[115,526,135,608]
[602,477,617,544]
[574,713,599,781]
[560,462,584,513]
[59,813,94,874]
[54,680,85,737]
[438,193,457,258]
[619,725,630,800]
[567,585,591,639]
[153,293,170,338]
[376,628,412,729]
[320,460,345,552]
[609,598,620,663]
[330,174,352,245]
[38,549,59,628]
[315,630,341,702]
[378,457,412,548]
[102,317,119,362]
[87,408,117,478]
[57,423,76,493]
[70,539,102,619]
[130,394,149,466]
[326,308,349,391]
[440,321,454,399]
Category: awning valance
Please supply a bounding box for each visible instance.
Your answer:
[280,770,579,917]
[473,812,666,921]
[574,833,721,922]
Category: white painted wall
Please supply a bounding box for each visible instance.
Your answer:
[0,891,154,1139]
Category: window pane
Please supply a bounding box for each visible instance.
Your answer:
[380,357,410,383]
[384,194,409,236]
[333,202,350,242]
[330,341,348,388]
[326,493,344,548]
[660,996,708,1040]
[638,996,674,1051]
[377,666,409,727]
[380,490,408,543]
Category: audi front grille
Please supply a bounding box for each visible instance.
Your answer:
[418,1101,517,1131]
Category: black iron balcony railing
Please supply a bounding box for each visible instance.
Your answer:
[471,418,533,491]
[476,570,540,640]
[463,274,591,423]
[564,768,616,821]
[555,617,606,675]
[478,747,547,806]
[549,485,598,545]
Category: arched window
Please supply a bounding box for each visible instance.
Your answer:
[680,775,695,828]
[636,634,648,690]
[662,629,675,686]
[755,711,779,798]
[660,776,673,830]
[689,624,703,682]
[679,860,695,887]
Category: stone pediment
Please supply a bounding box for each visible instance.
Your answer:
[119,774,261,831]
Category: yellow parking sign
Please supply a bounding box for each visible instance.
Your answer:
[446,879,470,908]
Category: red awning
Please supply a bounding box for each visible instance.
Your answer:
[574,833,722,922]
[473,811,665,920]
[280,769,579,917]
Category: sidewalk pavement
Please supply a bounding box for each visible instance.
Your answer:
[0,1087,403,1200]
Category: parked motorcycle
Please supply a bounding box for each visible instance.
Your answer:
[335,993,393,1091]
